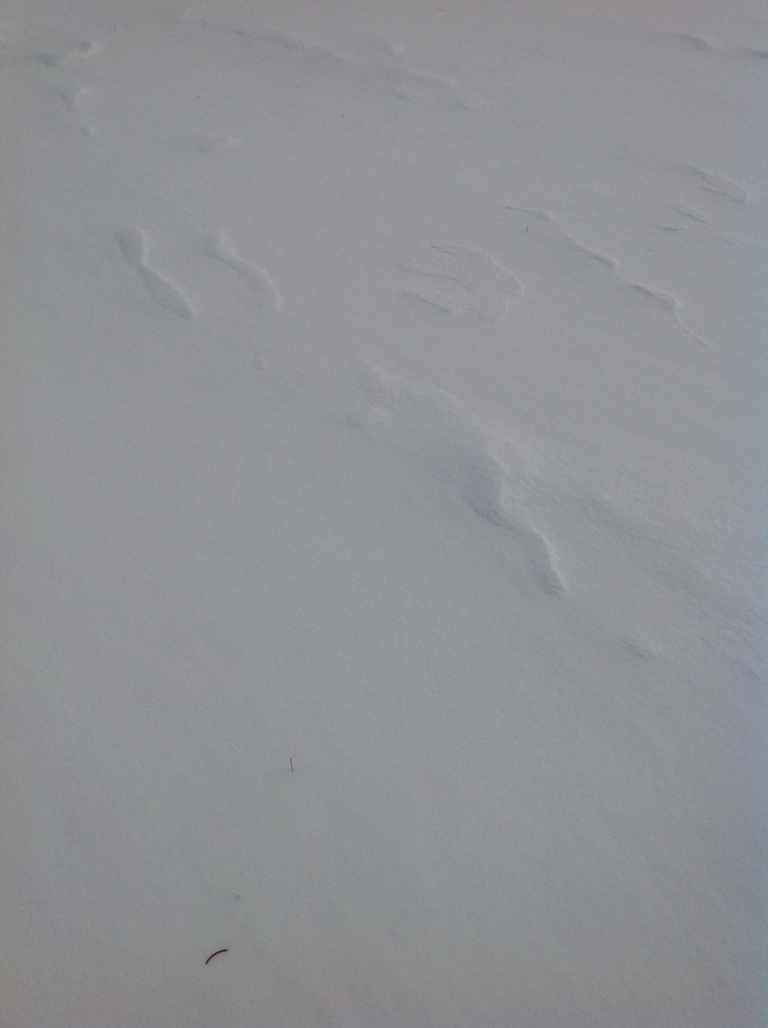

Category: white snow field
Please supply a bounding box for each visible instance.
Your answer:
[1,0,765,1025]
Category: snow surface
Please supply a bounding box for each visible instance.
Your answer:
[1,1,766,1025]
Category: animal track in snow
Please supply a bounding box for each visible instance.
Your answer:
[116,230,196,320]
[202,232,283,311]
[398,245,522,321]
[352,363,568,597]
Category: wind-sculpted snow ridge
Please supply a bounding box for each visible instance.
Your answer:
[683,164,751,205]
[116,229,196,320]
[180,15,456,104]
[115,227,282,326]
[502,206,710,348]
[0,29,99,68]
[350,362,568,597]
[646,26,768,64]
[397,244,522,321]
[201,231,283,312]
[0,24,101,131]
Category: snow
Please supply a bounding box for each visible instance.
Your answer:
[1,1,765,1025]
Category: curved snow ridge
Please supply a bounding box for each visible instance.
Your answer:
[651,28,768,66]
[629,282,707,347]
[58,84,96,136]
[0,25,100,78]
[464,452,568,596]
[665,205,729,243]
[502,206,710,347]
[116,229,196,320]
[397,243,523,321]
[352,362,568,597]
[684,165,750,205]
[740,46,768,60]
[115,228,283,321]
[202,231,283,312]
[181,17,455,103]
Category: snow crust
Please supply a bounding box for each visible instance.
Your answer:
[1,1,765,1024]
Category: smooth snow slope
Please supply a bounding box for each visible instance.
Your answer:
[1,1,766,1025]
